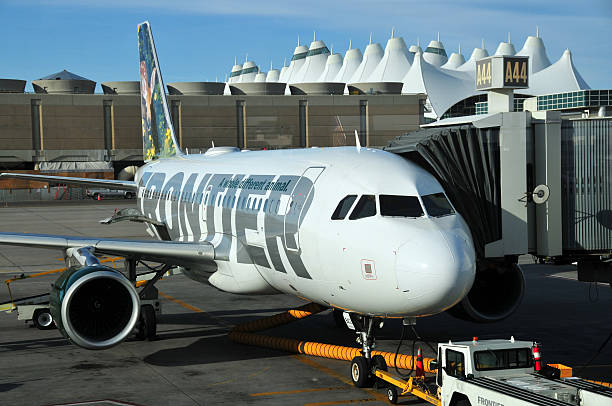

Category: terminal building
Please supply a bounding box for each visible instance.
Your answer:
[0,30,609,180]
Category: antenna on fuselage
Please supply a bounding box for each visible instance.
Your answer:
[354,129,361,152]
[211,140,215,148]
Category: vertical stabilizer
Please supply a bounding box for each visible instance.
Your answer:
[138,21,181,161]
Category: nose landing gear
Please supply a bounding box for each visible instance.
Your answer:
[348,315,385,388]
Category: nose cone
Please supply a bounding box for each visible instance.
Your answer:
[395,227,475,316]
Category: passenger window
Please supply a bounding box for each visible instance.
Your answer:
[380,195,424,217]
[331,195,357,220]
[445,349,465,378]
[422,193,455,217]
[349,195,376,220]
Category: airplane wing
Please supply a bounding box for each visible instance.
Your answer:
[0,173,137,191]
[0,232,214,265]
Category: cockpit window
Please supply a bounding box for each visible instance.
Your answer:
[349,195,377,220]
[331,195,357,220]
[380,195,424,217]
[422,193,455,217]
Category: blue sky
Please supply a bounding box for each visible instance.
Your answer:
[1,0,610,91]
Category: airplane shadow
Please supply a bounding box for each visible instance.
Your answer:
[0,383,22,393]
[144,334,286,367]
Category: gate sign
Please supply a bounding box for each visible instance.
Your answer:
[476,56,529,90]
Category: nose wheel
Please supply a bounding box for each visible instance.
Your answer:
[348,315,384,388]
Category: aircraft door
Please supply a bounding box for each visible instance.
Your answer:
[283,166,325,252]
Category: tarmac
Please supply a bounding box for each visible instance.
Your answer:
[0,200,611,406]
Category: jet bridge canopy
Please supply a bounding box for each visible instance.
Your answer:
[386,112,612,261]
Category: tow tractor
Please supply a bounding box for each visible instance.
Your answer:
[369,337,612,405]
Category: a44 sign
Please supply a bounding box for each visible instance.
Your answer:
[476,56,529,90]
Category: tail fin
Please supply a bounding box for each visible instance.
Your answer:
[138,21,181,161]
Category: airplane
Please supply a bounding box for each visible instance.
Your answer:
[0,21,485,387]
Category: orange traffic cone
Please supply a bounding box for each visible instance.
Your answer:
[533,343,542,371]
[415,346,424,377]
[97,194,101,201]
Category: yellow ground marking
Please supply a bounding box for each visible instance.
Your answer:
[292,355,388,403]
[251,387,346,397]
[304,399,378,406]
[158,291,204,313]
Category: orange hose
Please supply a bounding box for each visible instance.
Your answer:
[228,303,436,373]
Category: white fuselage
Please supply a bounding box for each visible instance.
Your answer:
[134,146,476,318]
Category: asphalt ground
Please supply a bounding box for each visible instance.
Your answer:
[0,201,611,406]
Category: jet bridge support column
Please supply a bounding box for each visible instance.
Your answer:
[532,111,562,256]
[476,112,531,258]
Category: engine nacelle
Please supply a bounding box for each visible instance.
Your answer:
[446,262,525,323]
[50,265,140,350]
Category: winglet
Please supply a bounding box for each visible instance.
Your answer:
[138,21,182,161]
[354,130,361,152]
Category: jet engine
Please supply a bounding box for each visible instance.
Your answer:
[50,265,140,350]
[446,262,525,323]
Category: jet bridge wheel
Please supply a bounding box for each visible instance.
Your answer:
[33,308,54,330]
[136,305,157,340]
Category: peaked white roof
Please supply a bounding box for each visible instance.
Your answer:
[455,46,489,74]
[266,68,280,82]
[278,65,289,82]
[528,49,590,95]
[292,39,330,83]
[367,35,412,82]
[334,46,362,83]
[423,39,448,67]
[402,50,477,118]
[516,35,551,74]
[494,41,516,56]
[286,44,309,84]
[239,60,258,83]
[441,51,465,69]
[409,44,422,54]
[254,72,266,82]
[349,40,384,83]
[318,52,343,82]
[228,62,242,84]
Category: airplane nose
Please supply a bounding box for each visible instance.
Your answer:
[395,229,476,315]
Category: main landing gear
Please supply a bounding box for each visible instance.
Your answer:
[347,315,387,388]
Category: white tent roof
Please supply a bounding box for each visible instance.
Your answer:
[228,61,243,84]
[334,44,362,83]
[239,60,258,83]
[292,39,330,83]
[408,44,422,54]
[441,49,465,69]
[254,72,266,82]
[516,35,551,74]
[494,41,516,56]
[423,37,448,67]
[278,65,289,82]
[528,49,590,95]
[402,50,477,118]
[455,46,489,74]
[286,44,309,84]
[266,68,280,82]
[318,52,343,82]
[367,34,412,82]
[349,39,384,83]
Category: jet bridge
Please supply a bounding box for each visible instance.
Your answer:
[386,112,611,285]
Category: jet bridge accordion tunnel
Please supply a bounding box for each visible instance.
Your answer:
[385,112,611,322]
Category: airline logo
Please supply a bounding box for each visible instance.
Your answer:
[139,170,318,279]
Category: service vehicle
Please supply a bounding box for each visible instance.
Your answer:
[86,188,135,200]
[370,337,612,405]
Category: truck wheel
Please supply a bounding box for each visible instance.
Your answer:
[33,308,54,330]
[124,192,133,199]
[136,305,157,341]
[350,356,371,387]
[387,387,399,404]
